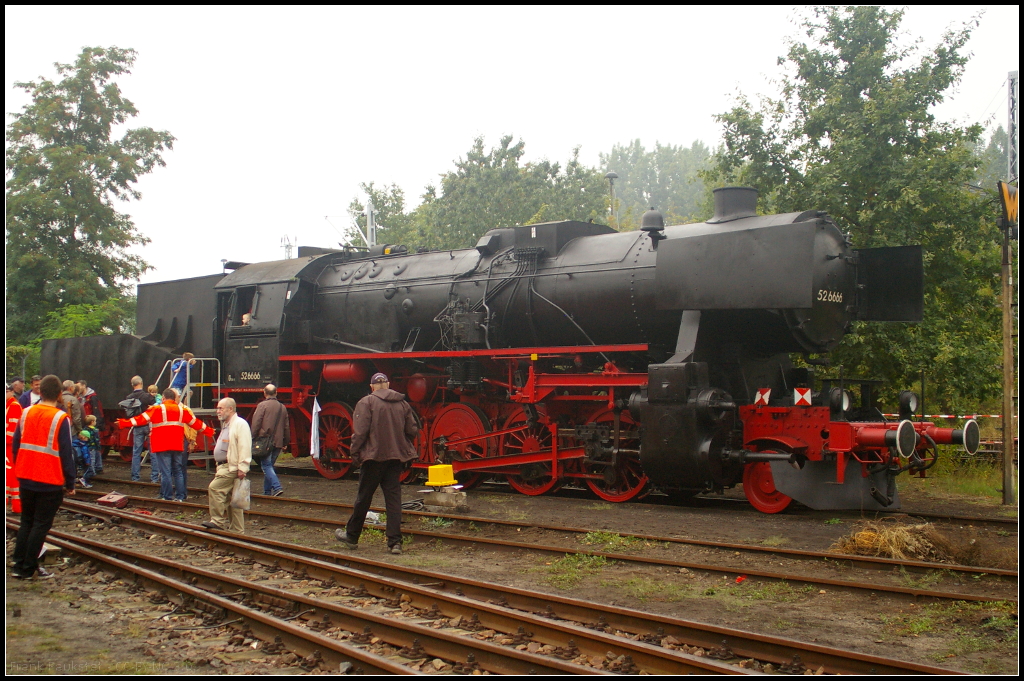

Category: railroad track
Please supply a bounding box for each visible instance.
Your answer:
[98,460,1019,530]
[48,499,963,675]
[84,479,1017,602]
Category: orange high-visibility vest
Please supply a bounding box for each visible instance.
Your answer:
[14,404,69,486]
[126,401,213,452]
[5,396,20,444]
[5,396,22,511]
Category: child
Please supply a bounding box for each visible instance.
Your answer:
[148,384,163,405]
[76,415,101,488]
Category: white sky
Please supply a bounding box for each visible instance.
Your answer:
[4,5,1019,285]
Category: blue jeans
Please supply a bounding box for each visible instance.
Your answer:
[171,450,189,501]
[260,448,282,495]
[131,425,154,481]
[151,451,175,500]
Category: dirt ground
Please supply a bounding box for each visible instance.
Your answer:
[6,460,1019,675]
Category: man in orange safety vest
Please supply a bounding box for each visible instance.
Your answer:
[10,374,77,579]
[5,383,23,513]
[118,388,215,502]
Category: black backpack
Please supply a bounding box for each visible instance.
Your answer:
[119,397,143,418]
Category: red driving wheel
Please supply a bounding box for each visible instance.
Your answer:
[429,403,491,489]
[313,402,354,480]
[502,407,561,496]
[742,459,792,513]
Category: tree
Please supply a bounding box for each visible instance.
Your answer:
[418,136,607,250]
[975,126,1009,189]
[348,136,609,252]
[705,6,1001,412]
[600,139,711,228]
[5,46,174,346]
[346,182,419,247]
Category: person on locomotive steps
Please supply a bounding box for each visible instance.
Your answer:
[10,374,77,579]
[6,383,23,513]
[202,398,251,533]
[123,376,157,483]
[170,352,197,406]
[250,383,289,497]
[118,389,215,502]
[335,372,419,555]
[18,375,41,409]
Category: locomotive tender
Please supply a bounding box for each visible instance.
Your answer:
[42,187,980,512]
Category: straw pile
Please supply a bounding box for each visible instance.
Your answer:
[831,521,1016,568]
[831,522,938,561]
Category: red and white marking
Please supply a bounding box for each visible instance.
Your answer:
[794,388,812,406]
[754,388,771,406]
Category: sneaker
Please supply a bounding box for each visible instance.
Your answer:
[389,544,402,555]
[36,567,55,579]
[272,489,284,497]
[334,529,357,550]
[10,569,32,579]
[201,521,223,530]
[80,480,93,489]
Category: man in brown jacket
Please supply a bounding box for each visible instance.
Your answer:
[250,384,289,497]
[336,372,418,554]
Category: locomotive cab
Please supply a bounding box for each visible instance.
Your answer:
[215,257,330,390]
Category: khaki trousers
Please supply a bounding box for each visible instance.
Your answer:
[208,465,244,533]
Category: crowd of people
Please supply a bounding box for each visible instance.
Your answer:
[7,361,419,580]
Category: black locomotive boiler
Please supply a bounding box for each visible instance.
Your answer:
[43,187,980,512]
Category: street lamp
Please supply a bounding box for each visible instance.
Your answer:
[605,171,618,228]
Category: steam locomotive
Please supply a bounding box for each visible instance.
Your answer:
[42,187,980,512]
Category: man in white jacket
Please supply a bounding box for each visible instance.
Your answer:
[202,398,251,533]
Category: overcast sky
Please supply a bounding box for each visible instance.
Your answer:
[5,5,1019,285]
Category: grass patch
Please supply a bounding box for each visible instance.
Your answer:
[582,502,613,511]
[7,624,50,638]
[546,554,609,589]
[361,528,385,542]
[914,456,1015,502]
[760,535,788,547]
[580,531,643,551]
[125,622,146,638]
[422,516,455,529]
[738,580,801,602]
[825,518,843,525]
[773,619,796,630]
[882,600,1018,650]
[623,577,691,602]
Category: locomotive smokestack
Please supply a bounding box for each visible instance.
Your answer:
[707,186,758,223]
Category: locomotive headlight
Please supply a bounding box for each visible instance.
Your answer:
[829,388,852,415]
[898,391,919,419]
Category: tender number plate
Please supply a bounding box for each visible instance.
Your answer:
[817,289,843,303]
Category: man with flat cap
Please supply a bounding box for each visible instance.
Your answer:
[336,372,418,554]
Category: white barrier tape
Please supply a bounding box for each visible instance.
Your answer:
[881,414,1003,419]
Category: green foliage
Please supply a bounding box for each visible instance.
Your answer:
[600,139,711,228]
[975,127,1009,189]
[705,7,1001,410]
[39,298,136,339]
[5,47,174,346]
[5,345,39,379]
[347,182,419,247]
[351,136,608,252]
